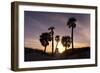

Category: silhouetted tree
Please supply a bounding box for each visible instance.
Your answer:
[48,26,55,55]
[61,36,71,50]
[40,32,51,53]
[55,35,60,53]
[67,17,77,50]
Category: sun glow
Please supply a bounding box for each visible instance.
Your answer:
[57,42,65,53]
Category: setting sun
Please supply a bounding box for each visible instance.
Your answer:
[57,42,65,53]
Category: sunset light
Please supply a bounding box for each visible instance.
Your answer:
[57,42,65,53]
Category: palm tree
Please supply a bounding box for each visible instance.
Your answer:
[55,35,60,53]
[67,17,77,50]
[40,32,51,53]
[61,36,71,50]
[48,26,55,54]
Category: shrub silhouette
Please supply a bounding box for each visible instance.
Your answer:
[61,36,71,50]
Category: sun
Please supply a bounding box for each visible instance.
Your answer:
[57,42,65,53]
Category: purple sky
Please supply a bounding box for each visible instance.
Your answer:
[24,11,90,52]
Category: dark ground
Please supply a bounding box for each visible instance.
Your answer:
[24,47,90,61]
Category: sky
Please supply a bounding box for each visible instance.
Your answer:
[24,11,90,53]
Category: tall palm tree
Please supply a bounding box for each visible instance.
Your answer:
[40,32,51,53]
[55,35,60,53]
[61,36,71,50]
[67,17,77,50]
[48,26,55,55]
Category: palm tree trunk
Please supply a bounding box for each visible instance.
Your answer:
[65,47,67,51]
[44,46,46,53]
[52,31,54,55]
[72,27,74,50]
[55,42,58,53]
